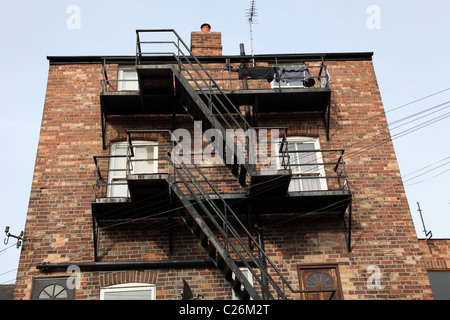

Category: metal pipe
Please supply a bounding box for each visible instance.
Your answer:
[239,43,251,126]
[36,259,256,272]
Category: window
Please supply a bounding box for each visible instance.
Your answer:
[31,277,75,300]
[118,68,138,91]
[232,268,253,300]
[297,265,343,300]
[427,271,450,300]
[271,77,305,88]
[271,66,316,88]
[108,141,158,198]
[100,283,156,300]
[278,137,327,192]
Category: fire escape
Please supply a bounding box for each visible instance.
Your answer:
[92,30,352,300]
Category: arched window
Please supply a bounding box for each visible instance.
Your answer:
[298,265,343,300]
[31,277,76,300]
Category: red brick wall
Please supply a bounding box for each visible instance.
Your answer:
[14,55,434,300]
[419,239,450,270]
[191,31,222,56]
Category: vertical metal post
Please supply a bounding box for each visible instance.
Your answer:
[240,43,252,128]
[256,226,268,300]
[417,202,433,252]
[224,204,229,255]
[92,216,99,262]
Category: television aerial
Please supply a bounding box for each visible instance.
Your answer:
[245,0,258,65]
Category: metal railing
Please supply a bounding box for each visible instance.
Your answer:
[93,131,350,200]
[279,147,350,193]
[92,130,174,200]
[92,129,346,299]
[136,29,251,129]
[170,155,339,300]
[92,130,247,200]
[180,63,330,92]
[100,59,330,94]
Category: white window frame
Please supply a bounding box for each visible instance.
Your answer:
[277,137,328,192]
[118,68,139,91]
[271,66,307,89]
[271,78,305,88]
[232,267,254,300]
[107,141,158,198]
[100,282,156,300]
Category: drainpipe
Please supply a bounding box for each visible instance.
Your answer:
[36,259,256,272]
[240,43,251,127]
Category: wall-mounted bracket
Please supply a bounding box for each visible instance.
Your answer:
[4,226,24,249]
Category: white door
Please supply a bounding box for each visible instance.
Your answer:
[280,137,327,192]
[118,69,139,91]
[107,141,158,198]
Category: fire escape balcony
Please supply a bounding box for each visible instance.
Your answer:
[192,61,332,138]
[91,30,353,294]
[99,53,332,150]
[92,130,351,221]
[91,130,247,223]
[91,130,174,222]
[253,148,351,216]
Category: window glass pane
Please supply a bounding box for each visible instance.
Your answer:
[119,69,138,91]
[31,277,75,300]
[107,142,158,197]
[428,271,450,300]
[103,290,154,300]
[133,145,156,174]
[108,145,128,197]
[38,284,69,299]
[297,143,318,173]
[272,79,304,88]
[38,289,51,299]
[54,285,67,298]
[278,137,327,192]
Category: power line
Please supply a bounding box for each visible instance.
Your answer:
[6,89,450,286]
[385,87,450,113]
[403,156,450,178]
[405,167,450,187]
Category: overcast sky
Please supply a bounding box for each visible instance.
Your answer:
[1,0,449,285]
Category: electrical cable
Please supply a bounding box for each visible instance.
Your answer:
[8,89,450,287]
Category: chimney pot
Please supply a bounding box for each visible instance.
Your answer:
[201,23,211,32]
[191,24,222,56]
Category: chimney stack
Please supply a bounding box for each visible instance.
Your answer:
[191,23,222,56]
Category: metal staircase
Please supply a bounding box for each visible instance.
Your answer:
[168,154,293,300]
[132,30,296,299]
[122,30,345,300]
[136,30,256,190]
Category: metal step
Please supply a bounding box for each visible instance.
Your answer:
[172,69,249,187]
[170,177,260,300]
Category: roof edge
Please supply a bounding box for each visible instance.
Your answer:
[47,52,374,65]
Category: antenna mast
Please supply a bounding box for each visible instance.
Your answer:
[246,0,258,66]
[417,202,433,252]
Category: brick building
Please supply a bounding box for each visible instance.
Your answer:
[419,239,450,299]
[13,25,434,300]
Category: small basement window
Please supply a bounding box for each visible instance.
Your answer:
[427,271,450,300]
[100,282,156,300]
